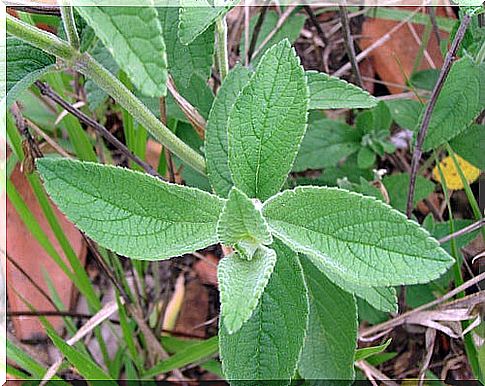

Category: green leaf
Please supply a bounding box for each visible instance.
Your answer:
[157,7,214,88]
[410,69,440,91]
[228,40,309,201]
[293,113,361,172]
[307,70,377,110]
[299,256,357,381]
[206,65,252,198]
[423,57,483,150]
[383,173,435,213]
[357,147,376,169]
[241,10,306,65]
[262,186,454,287]
[143,336,219,378]
[220,239,309,384]
[385,99,423,130]
[178,4,232,45]
[327,271,398,313]
[36,158,224,260]
[217,187,272,252]
[5,37,56,108]
[218,246,277,334]
[355,339,392,361]
[449,124,485,170]
[76,5,168,97]
[47,328,116,384]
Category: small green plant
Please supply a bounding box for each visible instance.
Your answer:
[33,39,454,382]
[6,4,484,383]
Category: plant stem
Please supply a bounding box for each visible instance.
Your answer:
[60,5,80,49]
[215,15,229,81]
[405,13,471,218]
[7,14,207,175]
[338,5,363,88]
[6,13,76,62]
[35,81,163,180]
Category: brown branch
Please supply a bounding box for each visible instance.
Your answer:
[7,5,61,16]
[247,6,269,63]
[405,14,472,218]
[303,5,328,47]
[338,5,363,88]
[167,76,206,139]
[34,81,164,180]
[439,218,485,245]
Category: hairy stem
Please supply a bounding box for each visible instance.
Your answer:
[215,15,229,80]
[60,5,80,49]
[405,13,471,218]
[7,14,206,175]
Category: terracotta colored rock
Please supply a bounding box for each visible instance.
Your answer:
[6,166,86,341]
[359,8,450,94]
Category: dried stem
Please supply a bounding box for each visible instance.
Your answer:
[247,6,269,63]
[405,14,472,218]
[35,81,163,180]
[338,5,363,88]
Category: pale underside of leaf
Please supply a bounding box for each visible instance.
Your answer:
[262,186,454,287]
[206,65,252,198]
[307,70,377,110]
[218,246,277,334]
[219,239,309,385]
[299,256,357,381]
[217,187,272,252]
[36,158,224,260]
[227,39,309,201]
[76,5,168,97]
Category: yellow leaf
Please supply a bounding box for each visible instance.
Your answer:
[433,155,480,190]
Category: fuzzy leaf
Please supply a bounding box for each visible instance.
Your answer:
[178,4,232,45]
[307,70,377,110]
[385,99,422,130]
[206,65,252,197]
[262,186,454,287]
[5,38,56,108]
[422,57,483,150]
[76,5,168,97]
[228,40,309,201]
[157,7,214,88]
[449,124,485,170]
[299,256,357,380]
[220,240,308,385]
[218,246,277,334]
[217,187,272,255]
[293,113,361,172]
[36,158,224,260]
